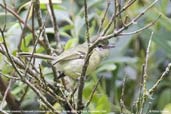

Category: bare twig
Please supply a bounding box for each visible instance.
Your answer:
[77,0,90,110]
[59,88,76,113]
[0,0,162,113]
[0,79,12,109]
[0,29,57,112]
[85,76,103,108]
[100,0,159,40]
[23,21,45,80]
[120,76,127,114]
[133,64,145,114]
[0,75,21,111]
[18,86,29,105]
[84,0,90,44]
[101,0,136,36]
[120,15,161,35]
[97,0,111,33]
[39,64,47,89]
[47,0,61,48]
[0,3,32,32]
[23,79,58,112]
[0,28,24,81]
[47,0,63,81]
[0,45,38,77]
[77,1,159,110]
[17,2,33,51]
[149,63,171,94]
[33,0,52,54]
[143,32,153,91]
[0,110,9,114]
[0,72,20,80]
[139,31,153,114]
[113,0,117,29]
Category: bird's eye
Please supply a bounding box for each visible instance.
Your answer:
[97,44,103,48]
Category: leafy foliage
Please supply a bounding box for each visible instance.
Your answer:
[0,0,171,114]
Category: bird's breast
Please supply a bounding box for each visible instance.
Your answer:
[56,51,101,78]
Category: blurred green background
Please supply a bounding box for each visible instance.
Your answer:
[0,0,171,114]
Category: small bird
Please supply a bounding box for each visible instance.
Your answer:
[52,41,110,79]
[18,40,111,79]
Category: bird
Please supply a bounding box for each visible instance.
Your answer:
[18,40,111,79]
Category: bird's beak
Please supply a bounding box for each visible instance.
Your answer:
[103,45,115,49]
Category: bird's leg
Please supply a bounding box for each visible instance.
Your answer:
[56,71,66,79]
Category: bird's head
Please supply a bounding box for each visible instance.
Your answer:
[95,40,114,58]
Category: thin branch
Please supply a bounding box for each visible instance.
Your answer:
[0,79,12,109]
[149,63,171,94]
[113,0,117,29]
[120,15,161,35]
[143,32,153,90]
[48,0,61,48]
[0,110,9,114]
[23,21,45,79]
[44,83,65,102]
[0,44,37,77]
[84,0,90,44]
[0,30,56,112]
[46,0,62,81]
[77,51,93,110]
[85,76,103,108]
[139,31,153,114]
[17,2,33,51]
[0,28,24,81]
[59,88,75,113]
[101,0,136,36]
[116,0,124,28]
[97,0,111,33]
[23,79,58,113]
[0,75,21,111]
[33,0,52,54]
[100,0,159,40]
[133,64,145,114]
[0,3,32,32]
[100,4,159,41]
[77,0,91,110]
[0,72,20,80]
[120,76,127,114]
[32,2,36,44]
[130,0,159,24]
[39,64,47,90]
[18,86,29,105]
[77,4,162,109]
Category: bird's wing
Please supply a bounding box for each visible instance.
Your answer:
[18,52,55,60]
[52,48,86,65]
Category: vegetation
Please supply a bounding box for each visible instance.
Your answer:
[0,0,171,114]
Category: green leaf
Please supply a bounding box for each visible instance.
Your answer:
[6,23,21,51]
[40,0,62,4]
[54,10,73,24]
[157,89,171,109]
[12,83,26,95]
[105,56,138,64]
[21,33,33,51]
[17,1,30,13]
[0,13,16,28]
[74,16,85,38]
[140,29,171,58]
[97,63,116,73]
[95,95,111,113]
[162,103,171,114]
[64,38,78,50]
